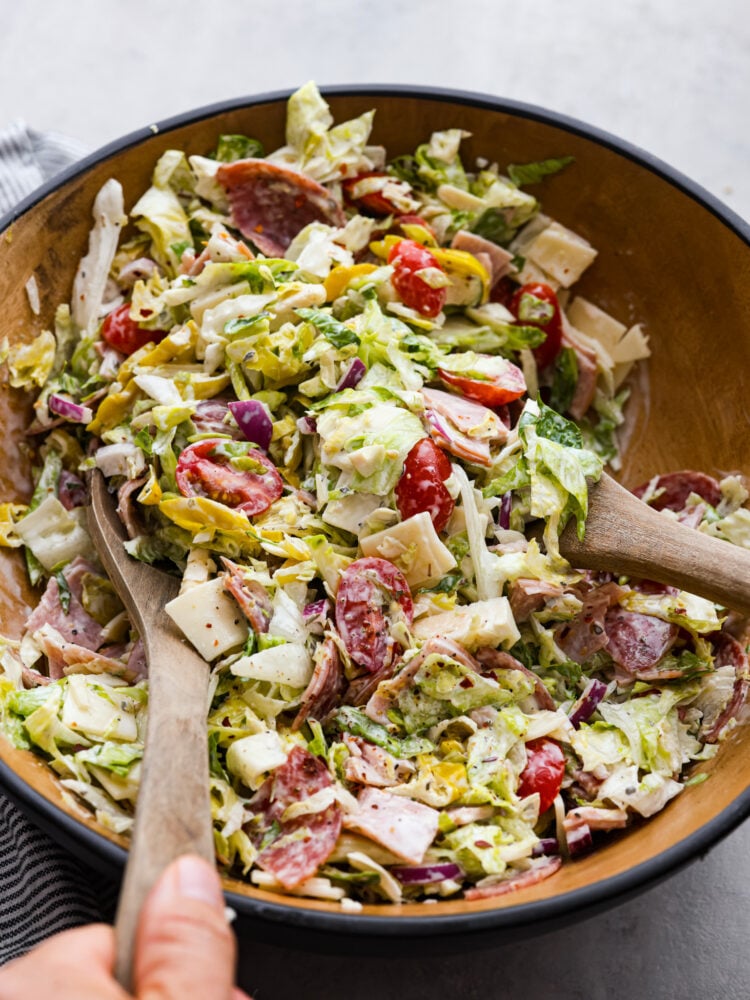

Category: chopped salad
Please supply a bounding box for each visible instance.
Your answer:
[1,82,749,907]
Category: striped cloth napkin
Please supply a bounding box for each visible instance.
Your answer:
[0,121,119,965]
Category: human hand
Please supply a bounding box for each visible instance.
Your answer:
[0,855,251,1000]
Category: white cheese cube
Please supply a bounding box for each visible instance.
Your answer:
[231,643,313,687]
[359,512,456,588]
[566,297,627,354]
[527,221,597,287]
[165,577,247,661]
[226,731,288,790]
[322,493,382,535]
[62,674,138,741]
[412,596,520,649]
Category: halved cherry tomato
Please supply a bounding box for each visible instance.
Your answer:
[335,557,413,674]
[175,439,283,516]
[438,355,526,408]
[517,737,565,814]
[101,303,166,356]
[342,171,400,216]
[395,438,454,532]
[510,282,563,371]
[388,239,446,318]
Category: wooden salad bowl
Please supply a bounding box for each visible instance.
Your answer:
[0,86,748,941]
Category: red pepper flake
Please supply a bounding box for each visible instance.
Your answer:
[474,840,492,849]
[459,677,474,689]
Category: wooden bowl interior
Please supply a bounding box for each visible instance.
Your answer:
[0,91,748,924]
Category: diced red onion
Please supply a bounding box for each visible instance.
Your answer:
[58,469,88,510]
[296,415,317,435]
[498,492,512,530]
[568,678,608,729]
[48,393,93,425]
[566,822,593,857]
[228,399,273,450]
[532,837,560,857]
[336,358,366,391]
[392,863,463,886]
[303,599,331,620]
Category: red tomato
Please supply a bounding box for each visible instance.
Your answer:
[395,438,454,532]
[101,303,166,356]
[335,557,413,674]
[438,356,526,408]
[175,439,283,516]
[510,282,563,371]
[388,239,446,318]
[342,171,400,216]
[517,738,566,814]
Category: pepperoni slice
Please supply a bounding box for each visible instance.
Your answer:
[216,159,346,257]
[175,439,283,516]
[335,557,413,674]
[251,747,342,890]
[702,633,750,743]
[633,471,722,512]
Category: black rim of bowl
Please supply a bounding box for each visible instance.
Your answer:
[0,83,748,938]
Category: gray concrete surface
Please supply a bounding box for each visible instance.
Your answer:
[1,1,748,996]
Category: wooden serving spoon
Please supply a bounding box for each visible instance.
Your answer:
[86,470,214,991]
[560,472,750,615]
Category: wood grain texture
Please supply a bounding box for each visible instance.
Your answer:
[87,472,213,989]
[561,474,750,614]
[0,92,747,926]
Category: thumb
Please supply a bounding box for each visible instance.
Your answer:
[134,855,236,1000]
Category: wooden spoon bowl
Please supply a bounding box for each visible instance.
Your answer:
[0,87,748,941]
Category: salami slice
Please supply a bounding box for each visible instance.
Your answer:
[221,557,272,633]
[217,159,346,257]
[508,578,564,623]
[464,857,562,900]
[604,608,678,677]
[702,633,750,743]
[251,746,342,890]
[292,636,345,730]
[335,557,413,675]
[633,471,722,513]
[555,582,626,664]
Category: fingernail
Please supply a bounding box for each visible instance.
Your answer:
[174,855,225,911]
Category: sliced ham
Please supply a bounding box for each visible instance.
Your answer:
[342,735,413,788]
[116,474,148,540]
[555,582,626,664]
[422,386,507,468]
[474,646,556,711]
[562,329,598,421]
[251,746,342,890]
[633,471,722,512]
[217,159,346,257]
[343,786,439,864]
[604,608,679,678]
[126,638,147,679]
[464,857,561,900]
[221,558,272,634]
[292,636,344,730]
[508,578,564,623]
[21,666,52,688]
[450,230,513,285]
[23,559,104,653]
[565,806,628,830]
[35,624,133,681]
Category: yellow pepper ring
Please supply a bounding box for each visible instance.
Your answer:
[369,237,491,304]
[323,263,378,302]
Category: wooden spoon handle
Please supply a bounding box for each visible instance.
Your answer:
[112,623,214,990]
[560,474,750,615]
